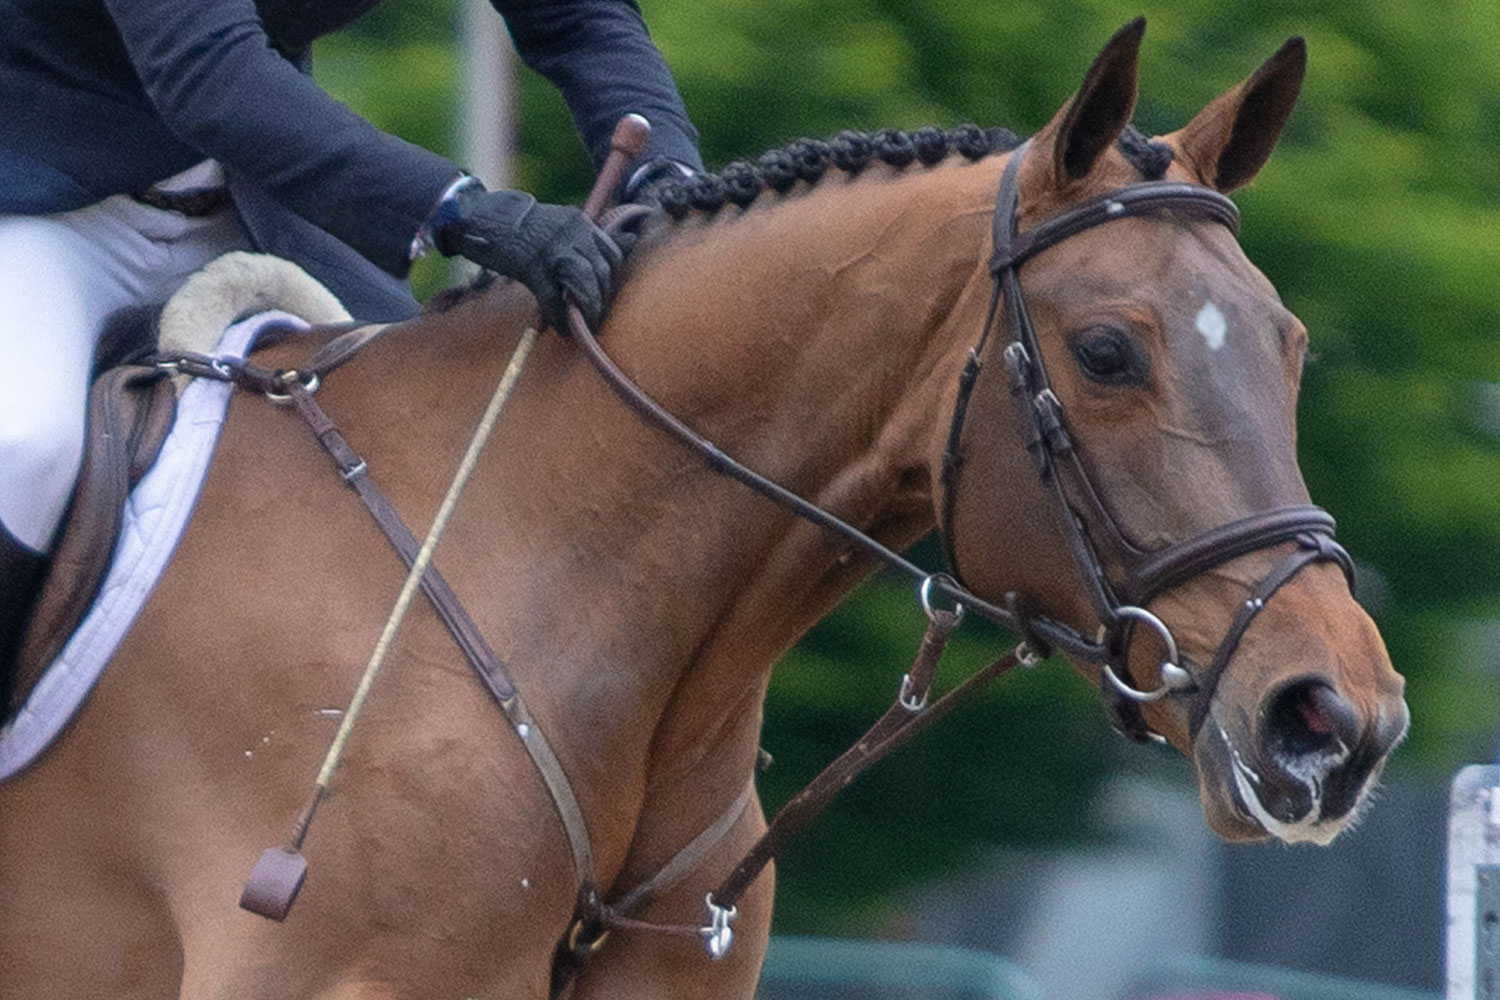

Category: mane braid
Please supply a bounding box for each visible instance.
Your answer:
[426,121,1180,315]
[647,124,1022,221]
[1117,125,1174,180]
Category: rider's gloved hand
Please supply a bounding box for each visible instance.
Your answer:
[433,181,626,333]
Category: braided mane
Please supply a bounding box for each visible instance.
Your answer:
[645,123,1173,220]
[424,124,1173,314]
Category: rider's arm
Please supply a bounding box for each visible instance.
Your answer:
[499,0,703,175]
[102,0,459,278]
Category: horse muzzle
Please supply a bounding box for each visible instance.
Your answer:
[1194,669,1409,845]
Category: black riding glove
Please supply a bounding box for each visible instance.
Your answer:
[434,184,626,333]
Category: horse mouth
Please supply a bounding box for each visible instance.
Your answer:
[1196,708,1384,847]
[1217,722,1345,846]
[1189,659,1412,847]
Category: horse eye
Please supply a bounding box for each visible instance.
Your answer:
[1071,328,1147,385]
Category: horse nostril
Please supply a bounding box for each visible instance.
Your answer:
[1262,680,1359,760]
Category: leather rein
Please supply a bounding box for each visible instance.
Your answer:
[572,141,1355,750]
[168,139,1358,982]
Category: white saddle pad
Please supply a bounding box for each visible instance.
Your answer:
[0,311,309,780]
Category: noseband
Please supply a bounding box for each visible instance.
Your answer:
[939,142,1355,740]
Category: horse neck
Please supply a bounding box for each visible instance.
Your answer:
[381,156,1006,777]
[573,162,1003,739]
[636,169,1000,591]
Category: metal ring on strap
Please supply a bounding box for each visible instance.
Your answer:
[263,369,321,405]
[1098,605,1194,703]
[700,894,737,960]
[919,573,966,626]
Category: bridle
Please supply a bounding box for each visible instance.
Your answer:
[937,141,1355,741]
[578,141,1355,745]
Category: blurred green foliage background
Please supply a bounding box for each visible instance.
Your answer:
[317,0,1500,935]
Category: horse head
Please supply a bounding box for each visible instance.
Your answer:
[942,20,1408,844]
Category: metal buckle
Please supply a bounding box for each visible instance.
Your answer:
[1015,641,1043,668]
[701,894,737,960]
[565,917,611,957]
[919,574,965,626]
[156,354,238,382]
[1033,389,1071,453]
[263,370,321,405]
[1098,605,1193,703]
[1002,341,1032,382]
[897,673,927,713]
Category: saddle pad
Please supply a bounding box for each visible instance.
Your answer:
[0,311,307,781]
[11,364,179,703]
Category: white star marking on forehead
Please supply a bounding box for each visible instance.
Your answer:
[1196,301,1228,351]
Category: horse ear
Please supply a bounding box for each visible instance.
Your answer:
[1166,37,1306,192]
[1038,18,1145,186]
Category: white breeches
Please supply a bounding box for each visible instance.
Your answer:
[0,196,246,551]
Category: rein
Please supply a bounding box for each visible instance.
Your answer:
[566,140,1355,745]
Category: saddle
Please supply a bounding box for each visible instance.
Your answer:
[6,253,351,720]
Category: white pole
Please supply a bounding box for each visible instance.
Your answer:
[456,0,514,284]
[459,0,515,191]
[1447,765,1500,999]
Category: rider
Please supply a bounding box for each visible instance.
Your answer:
[0,0,702,680]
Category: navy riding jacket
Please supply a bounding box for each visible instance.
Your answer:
[0,0,701,318]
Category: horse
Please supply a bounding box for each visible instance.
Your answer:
[0,20,1408,999]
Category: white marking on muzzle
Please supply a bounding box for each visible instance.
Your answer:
[1218,722,1342,846]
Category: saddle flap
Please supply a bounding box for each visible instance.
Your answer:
[10,365,176,713]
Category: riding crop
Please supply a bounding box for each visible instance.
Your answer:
[238,114,652,922]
